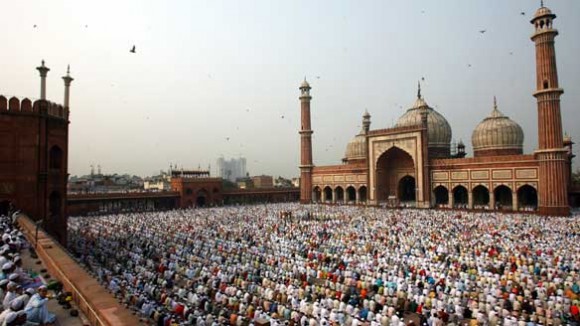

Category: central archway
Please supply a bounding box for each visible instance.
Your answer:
[196,189,208,207]
[398,176,416,203]
[376,147,415,203]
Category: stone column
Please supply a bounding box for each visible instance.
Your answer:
[448,190,454,209]
[355,188,360,205]
[512,191,518,211]
[36,60,50,100]
[468,190,473,209]
[489,190,495,210]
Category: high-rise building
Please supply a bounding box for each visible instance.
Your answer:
[216,157,247,182]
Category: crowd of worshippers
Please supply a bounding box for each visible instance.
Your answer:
[67,204,580,326]
[0,214,57,326]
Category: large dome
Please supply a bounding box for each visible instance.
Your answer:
[344,134,367,161]
[395,94,452,152]
[344,111,371,162]
[472,98,524,157]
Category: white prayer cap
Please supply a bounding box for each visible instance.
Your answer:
[2,262,13,270]
[10,297,24,310]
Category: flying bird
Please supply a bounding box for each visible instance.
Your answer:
[520,12,526,16]
[479,30,486,34]
[130,45,136,53]
[509,52,513,55]
[226,137,230,141]
[281,115,285,119]
[316,76,321,79]
[33,25,37,28]
[421,77,425,81]
[467,64,472,68]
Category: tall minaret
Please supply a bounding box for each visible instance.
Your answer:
[362,110,371,134]
[36,60,50,100]
[531,3,569,216]
[299,79,313,204]
[62,65,74,108]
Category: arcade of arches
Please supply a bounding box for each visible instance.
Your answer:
[313,185,367,204]
[432,184,538,211]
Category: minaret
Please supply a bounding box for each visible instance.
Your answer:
[531,3,569,216]
[299,79,314,204]
[362,110,371,134]
[36,60,50,100]
[62,65,74,108]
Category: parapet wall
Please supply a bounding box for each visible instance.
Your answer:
[17,215,140,326]
[0,95,69,120]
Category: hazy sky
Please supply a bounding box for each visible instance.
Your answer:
[1,0,579,178]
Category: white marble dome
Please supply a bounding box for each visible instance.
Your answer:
[395,96,452,150]
[472,99,524,154]
[344,133,367,161]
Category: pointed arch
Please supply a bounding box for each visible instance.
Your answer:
[346,186,356,203]
[494,185,513,210]
[453,185,468,208]
[517,184,538,211]
[376,146,415,203]
[433,185,449,206]
[473,185,490,208]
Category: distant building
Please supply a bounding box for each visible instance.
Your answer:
[252,175,273,188]
[216,157,247,182]
[143,175,171,191]
[170,169,222,207]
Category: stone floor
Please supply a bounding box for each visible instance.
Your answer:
[21,243,88,326]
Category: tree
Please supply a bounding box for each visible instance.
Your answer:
[573,169,580,185]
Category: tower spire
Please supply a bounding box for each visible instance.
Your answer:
[62,65,74,109]
[417,81,422,99]
[36,60,50,100]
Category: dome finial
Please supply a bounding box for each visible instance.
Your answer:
[541,0,544,7]
[417,81,422,99]
[493,96,497,110]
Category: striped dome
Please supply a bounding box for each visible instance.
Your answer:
[472,98,524,155]
[396,96,452,150]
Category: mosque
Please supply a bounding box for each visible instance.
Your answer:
[299,4,574,216]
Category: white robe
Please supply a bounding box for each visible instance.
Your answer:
[24,293,55,324]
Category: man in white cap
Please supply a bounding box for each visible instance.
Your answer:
[24,285,56,324]
[2,282,18,308]
[16,287,35,307]
[0,297,24,324]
